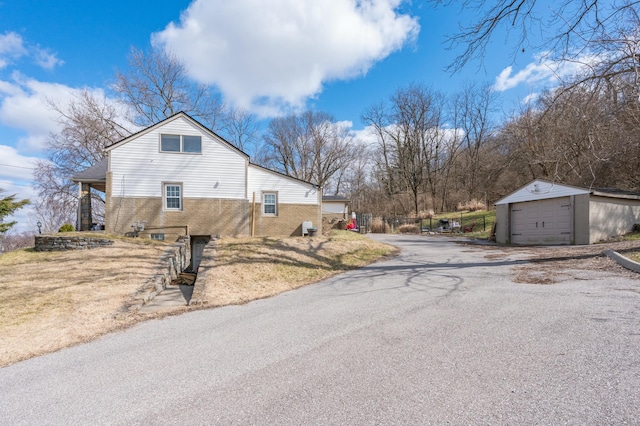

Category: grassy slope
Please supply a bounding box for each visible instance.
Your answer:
[0,231,395,367]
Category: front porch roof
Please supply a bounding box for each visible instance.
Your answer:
[71,158,108,192]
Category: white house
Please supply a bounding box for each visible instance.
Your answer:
[495,179,640,245]
[73,112,322,240]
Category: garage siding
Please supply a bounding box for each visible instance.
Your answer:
[589,196,640,243]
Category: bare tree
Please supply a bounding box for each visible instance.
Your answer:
[452,82,497,200]
[363,84,453,215]
[114,46,224,129]
[220,107,260,153]
[262,111,356,191]
[439,0,640,72]
[33,90,131,231]
[1,230,34,252]
[338,141,374,212]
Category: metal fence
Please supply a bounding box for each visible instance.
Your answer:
[343,213,488,234]
[355,214,487,234]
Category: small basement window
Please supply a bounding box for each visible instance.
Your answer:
[160,134,202,153]
[151,233,165,241]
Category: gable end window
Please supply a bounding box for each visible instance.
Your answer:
[164,183,183,210]
[263,192,277,215]
[160,134,202,154]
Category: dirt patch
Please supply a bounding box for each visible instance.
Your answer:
[508,240,640,284]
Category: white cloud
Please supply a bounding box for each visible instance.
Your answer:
[521,92,539,105]
[34,48,64,70]
[0,32,28,69]
[153,0,419,116]
[493,51,598,92]
[0,72,126,152]
[0,72,75,151]
[0,31,62,71]
[0,145,42,181]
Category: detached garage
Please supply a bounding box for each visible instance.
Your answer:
[495,180,640,245]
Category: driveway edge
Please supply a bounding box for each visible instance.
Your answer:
[604,249,640,273]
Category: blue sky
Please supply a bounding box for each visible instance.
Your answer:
[0,0,570,232]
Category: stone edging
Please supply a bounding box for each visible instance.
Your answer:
[120,236,191,314]
[604,249,640,273]
[189,238,217,305]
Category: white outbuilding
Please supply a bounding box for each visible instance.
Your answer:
[494,179,640,245]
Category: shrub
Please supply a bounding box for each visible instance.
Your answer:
[398,224,420,234]
[370,217,390,234]
[58,223,75,233]
[416,209,435,219]
[457,199,486,212]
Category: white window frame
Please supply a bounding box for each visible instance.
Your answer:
[262,192,277,216]
[160,134,202,154]
[164,183,183,211]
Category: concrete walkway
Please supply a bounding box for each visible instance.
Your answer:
[138,284,194,313]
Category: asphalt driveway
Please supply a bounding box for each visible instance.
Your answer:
[1,234,639,424]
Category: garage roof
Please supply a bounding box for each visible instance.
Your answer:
[495,180,590,205]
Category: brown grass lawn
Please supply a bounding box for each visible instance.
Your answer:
[0,238,172,367]
[0,231,396,367]
[202,230,398,307]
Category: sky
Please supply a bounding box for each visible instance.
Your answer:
[0,0,572,233]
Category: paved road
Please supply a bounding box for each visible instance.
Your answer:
[1,235,639,424]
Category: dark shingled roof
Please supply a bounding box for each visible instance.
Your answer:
[72,158,107,182]
[322,195,350,202]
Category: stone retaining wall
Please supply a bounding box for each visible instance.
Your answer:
[35,235,114,251]
[121,235,191,312]
[189,238,217,305]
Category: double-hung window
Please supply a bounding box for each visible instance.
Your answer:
[160,134,202,153]
[164,183,182,210]
[263,192,277,215]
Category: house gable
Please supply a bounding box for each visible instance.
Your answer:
[247,164,319,205]
[108,114,248,200]
[495,179,590,205]
[105,112,248,159]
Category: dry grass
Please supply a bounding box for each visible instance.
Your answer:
[201,230,397,307]
[0,231,395,367]
[398,224,420,234]
[370,217,390,233]
[0,239,172,367]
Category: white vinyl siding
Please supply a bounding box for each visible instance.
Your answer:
[247,166,318,205]
[323,202,347,214]
[110,116,247,200]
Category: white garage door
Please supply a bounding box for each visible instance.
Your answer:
[511,197,572,245]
